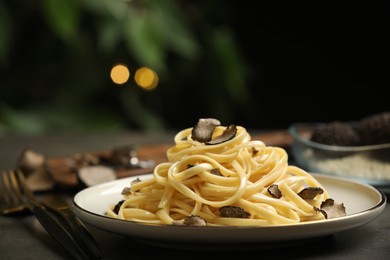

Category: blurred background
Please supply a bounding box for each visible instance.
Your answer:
[0,0,389,135]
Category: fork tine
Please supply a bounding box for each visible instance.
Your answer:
[8,170,24,205]
[14,170,92,260]
[1,170,27,215]
[2,170,16,205]
[1,170,11,204]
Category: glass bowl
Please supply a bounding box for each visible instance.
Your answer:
[288,123,390,186]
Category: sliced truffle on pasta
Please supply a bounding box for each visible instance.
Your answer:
[298,187,324,200]
[267,184,282,199]
[191,118,221,142]
[173,215,207,226]
[315,198,346,219]
[219,206,251,218]
[206,125,237,145]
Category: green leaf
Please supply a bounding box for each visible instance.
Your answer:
[81,0,111,16]
[97,19,122,54]
[41,0,81,42]
[212,28,250,105]
[123,9,166,71]
[0,104,46,134]
[151,1,200,60]
[101,0,129,20]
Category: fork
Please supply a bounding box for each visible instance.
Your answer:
[0,170,28,215]
[0,170,91,260]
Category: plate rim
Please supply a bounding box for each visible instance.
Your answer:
[72,172,387,243]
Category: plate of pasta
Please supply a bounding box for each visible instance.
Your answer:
[73,119,386,249]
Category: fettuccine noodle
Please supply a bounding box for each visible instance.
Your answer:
[106,120,340,226]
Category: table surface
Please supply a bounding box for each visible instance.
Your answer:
[1,132,389,260]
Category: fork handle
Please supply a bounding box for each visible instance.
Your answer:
[62,211,102,259]
[32,205,90,260]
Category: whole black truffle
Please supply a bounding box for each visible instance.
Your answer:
[310,121,361,146]
[356,112,390,145]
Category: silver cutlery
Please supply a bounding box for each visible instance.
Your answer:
[0,170,28,215]
[42,193,102,259]
[0,170,91,260]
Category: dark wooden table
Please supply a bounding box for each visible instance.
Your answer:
[1,132,389,259]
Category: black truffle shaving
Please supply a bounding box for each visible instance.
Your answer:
[191,118,221,143]
[206,125,237,145]
[298,187,324,200]
[315,198,346,219]
[113,200,125,215]
[219,206,251,218]
[267,184,282,199]
[210,168,222,176]
[131,177,141,186]
[172,215,207,226]
[251,147,259,156]
[183,215,207,226]
[191,118,238,145]
[121,187,131,195]
[129,177,142,192]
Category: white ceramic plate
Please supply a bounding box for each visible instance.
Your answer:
[73,173,386,249]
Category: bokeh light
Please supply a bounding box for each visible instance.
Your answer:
[134,67,159,90]
[110,64,130,85]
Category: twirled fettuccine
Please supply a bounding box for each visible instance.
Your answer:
[106,124,332,226]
